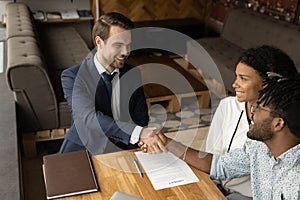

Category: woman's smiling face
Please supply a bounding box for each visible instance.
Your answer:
[232,62,264,104]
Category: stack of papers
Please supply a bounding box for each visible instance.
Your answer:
[32,11,45,20]
[135,151,199,190]
[60,10,79,19]
[46,12,61,21]
[77,10,93,19]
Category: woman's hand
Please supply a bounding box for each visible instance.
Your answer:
[138,131,169,153]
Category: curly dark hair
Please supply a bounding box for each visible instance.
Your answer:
[237,45,298,80]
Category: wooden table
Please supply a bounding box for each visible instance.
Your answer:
[57,150,226,200]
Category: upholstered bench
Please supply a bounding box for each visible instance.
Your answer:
[187,8,300,93]
[6,2,90,157]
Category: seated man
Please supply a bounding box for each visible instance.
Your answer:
[142,74,300,199]
[60,12,164,155]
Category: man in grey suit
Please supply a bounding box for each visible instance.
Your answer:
[60,12,164,155]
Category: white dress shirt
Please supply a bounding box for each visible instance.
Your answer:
[93,55,143,144]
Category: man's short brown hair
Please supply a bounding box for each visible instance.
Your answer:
[92,12,134,46]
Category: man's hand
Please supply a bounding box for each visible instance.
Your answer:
[139,128,167,153]
[139,130,169,153]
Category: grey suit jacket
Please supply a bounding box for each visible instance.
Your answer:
[61,55,149,155]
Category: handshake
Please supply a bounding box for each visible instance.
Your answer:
[138,127,170,153]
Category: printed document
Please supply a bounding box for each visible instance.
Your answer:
[135,151,199,190]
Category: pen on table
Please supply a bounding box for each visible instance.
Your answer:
[134,159,143,177]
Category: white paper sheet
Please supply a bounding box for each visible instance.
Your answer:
[135,151,199,190]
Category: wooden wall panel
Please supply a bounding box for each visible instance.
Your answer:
[98,0,208,21]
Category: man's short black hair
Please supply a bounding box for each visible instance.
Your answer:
[258,75,300,138]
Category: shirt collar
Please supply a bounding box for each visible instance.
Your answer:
[93,54,119,76]
[261,142,300,166]
[253,141,300,167]
[276,143,300,166]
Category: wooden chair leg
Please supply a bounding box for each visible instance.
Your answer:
[22,133,37,158]
[167,96,181,113]
[198,91,210,108]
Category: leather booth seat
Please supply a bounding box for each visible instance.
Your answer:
[6,3,91,133]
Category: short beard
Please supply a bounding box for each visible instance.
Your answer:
[247,117,274,142]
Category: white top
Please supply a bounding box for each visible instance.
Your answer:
[206,96,249,154]
[205,96,252,197]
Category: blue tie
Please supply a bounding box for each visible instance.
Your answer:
[102,72,116,100]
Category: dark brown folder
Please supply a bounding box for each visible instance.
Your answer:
[42,150,98,199]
